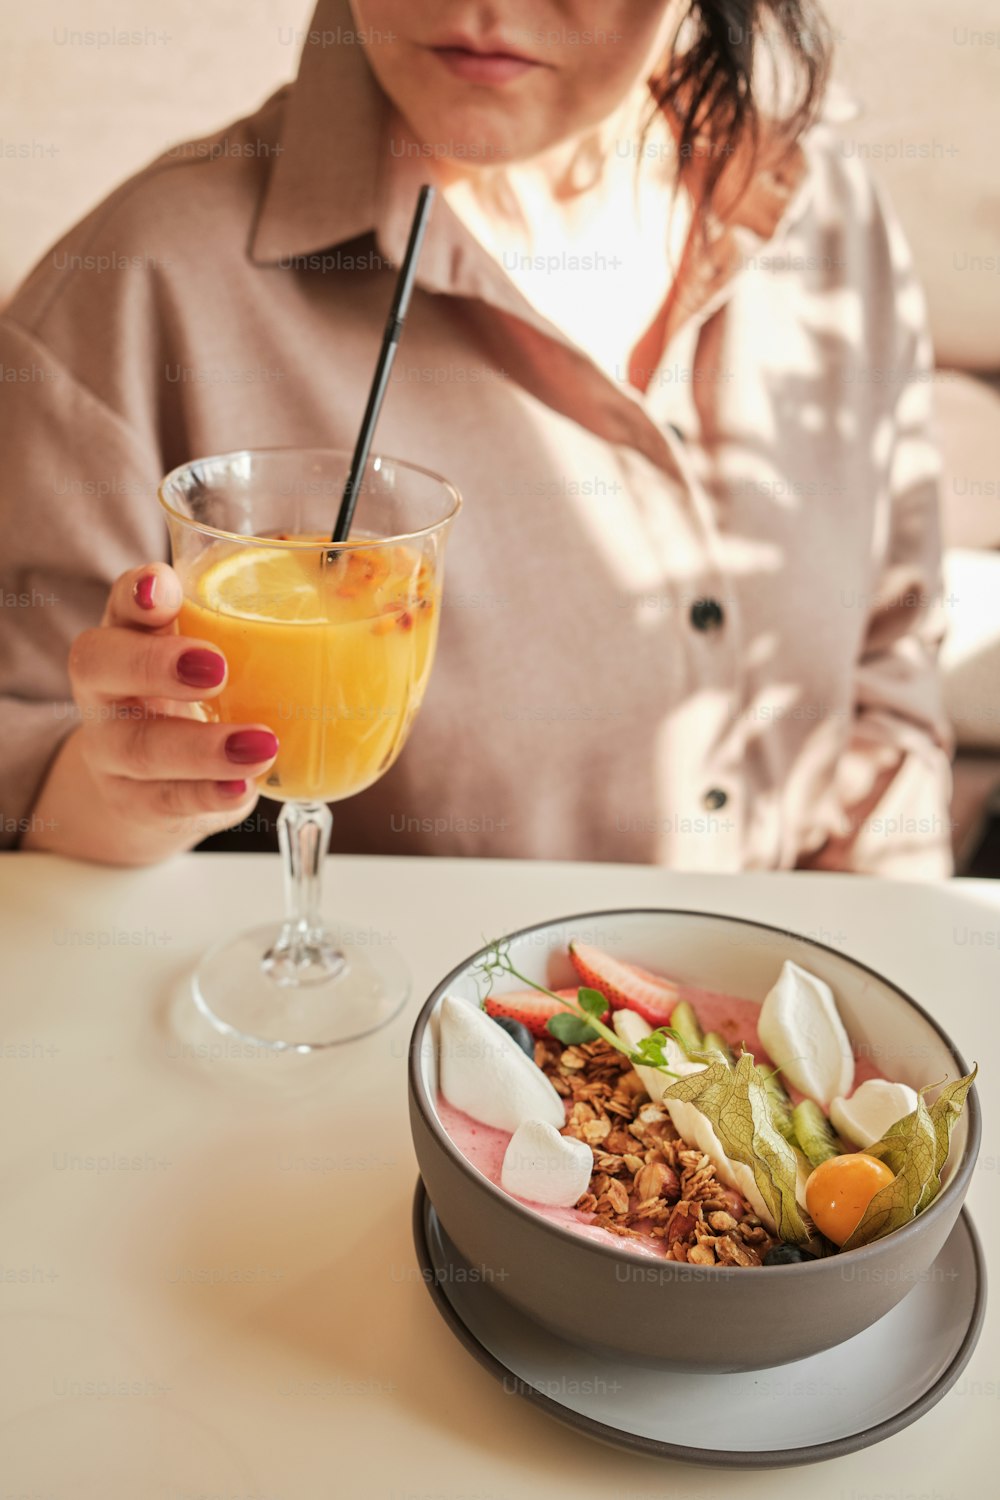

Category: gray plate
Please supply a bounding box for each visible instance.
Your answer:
[413,1179,986,1468]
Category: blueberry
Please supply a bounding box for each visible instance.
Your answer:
[763,1243,817,1266]
[491,1016,535,1056]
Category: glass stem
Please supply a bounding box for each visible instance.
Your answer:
[263,800,344,986]
[279,799,329,943]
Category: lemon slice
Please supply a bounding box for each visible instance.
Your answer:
[194,544,327,624]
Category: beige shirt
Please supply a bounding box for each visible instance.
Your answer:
[0,0,954,875]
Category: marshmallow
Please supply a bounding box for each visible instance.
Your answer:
[612,1008,776,1231]
[501,1120,594,1207]
[613,1007,705,1102]
[438,995,565,1132]
[831,1079,920,1149]
[758,961,854,1110]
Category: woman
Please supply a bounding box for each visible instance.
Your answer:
[0,0,953,874]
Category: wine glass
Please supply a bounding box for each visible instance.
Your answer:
[159,447,461,1050]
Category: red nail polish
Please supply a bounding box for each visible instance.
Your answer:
[225,729,278,765]
[134,573,157,610]
[217,779,248,797]
[177,648,226,689]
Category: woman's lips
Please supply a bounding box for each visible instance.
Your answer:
[429,46,540,85]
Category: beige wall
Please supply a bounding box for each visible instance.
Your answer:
[1,1,998,368]
[824,0,1000,370]
[0,0,310,293]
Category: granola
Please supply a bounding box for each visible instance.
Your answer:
[536,1035,779,1266]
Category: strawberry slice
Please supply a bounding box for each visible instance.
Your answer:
[568,941,681,1027]
[484,987,601,1039]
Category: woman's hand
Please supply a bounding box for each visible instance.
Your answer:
[22,563,279,865]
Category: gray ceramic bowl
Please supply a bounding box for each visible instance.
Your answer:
[408,908,981,1372]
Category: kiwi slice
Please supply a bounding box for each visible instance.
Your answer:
[670,1000,704,1058]
[760,1065,797,1143]
[793,1099,842,1167]
[701,1029,736,1066]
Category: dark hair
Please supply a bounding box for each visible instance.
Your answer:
[650,1,832,217]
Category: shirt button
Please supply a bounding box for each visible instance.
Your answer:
[703,787,728,811]
[690,598,725,632]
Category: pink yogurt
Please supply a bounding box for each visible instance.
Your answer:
[436,990,887,1260]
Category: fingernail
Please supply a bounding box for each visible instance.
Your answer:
[177,648,225,689]
[225,729,278,765]
[217,779,248,797]
[134,573,157,610]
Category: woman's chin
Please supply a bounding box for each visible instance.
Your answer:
[389,96,570,173]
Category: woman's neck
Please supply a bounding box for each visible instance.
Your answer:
[437,89,685,388]
[438,83,670,241]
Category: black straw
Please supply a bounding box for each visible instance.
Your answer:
[329,184,436,549]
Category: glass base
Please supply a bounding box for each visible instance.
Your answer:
[191,921,410,1051]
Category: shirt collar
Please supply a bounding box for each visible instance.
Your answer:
[249,0,385,263]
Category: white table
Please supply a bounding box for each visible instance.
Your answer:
[1,853,996,1497]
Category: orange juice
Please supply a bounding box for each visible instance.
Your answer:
[178,534,441,801]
